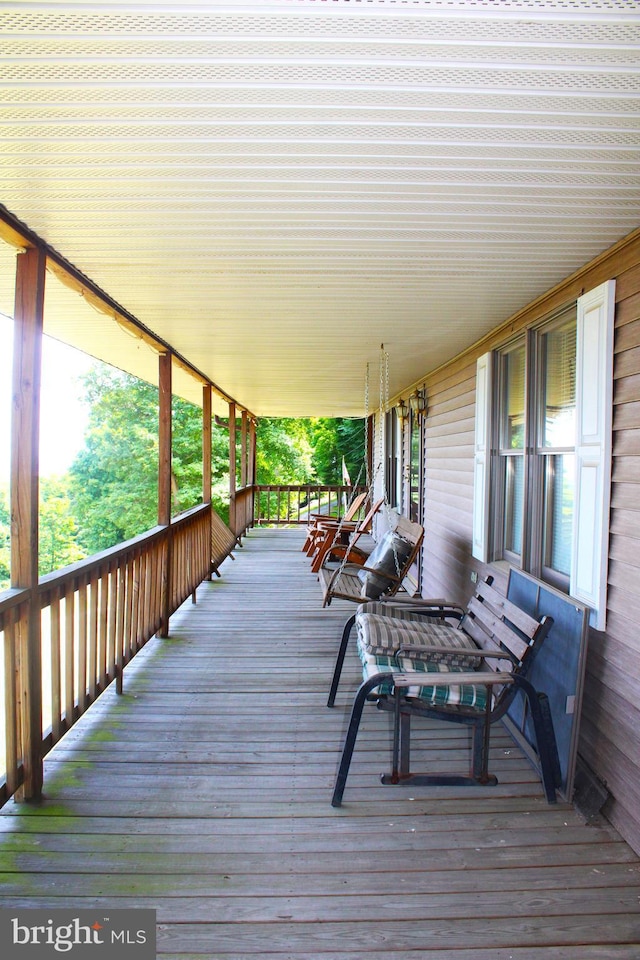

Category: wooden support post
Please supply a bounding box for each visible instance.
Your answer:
[158,352,172,638]
[203,385,212,505]
[228,401,237,537]
[202,385,213,579]
[240,410,248,488]
[240,410,249,531]
[249,416,257,528]
[11,245,46,801]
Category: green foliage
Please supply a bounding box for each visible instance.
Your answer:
[57,364,366,556]
[255,417,365,486]
[0,478,87,586]
[309,418,366,485]
[0,484,9,589]
[1,362,367,581]
[69,368,160,553]
[39,477,86,575]
[255,418,314,484]
[68,366,232,554]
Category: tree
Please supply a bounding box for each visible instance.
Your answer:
[0,485,9,589]
[66,366,367,551]
[69,368,160,553]
[255,418,314,484]
[308,418,366,485]
[39,477,86,575]
[69,366,231,553]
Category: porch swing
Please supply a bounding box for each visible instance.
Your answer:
[317,347,424,607]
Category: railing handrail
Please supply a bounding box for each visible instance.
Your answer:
[36,503,210,599]
[0,587,30,622]
[253,483,367,526]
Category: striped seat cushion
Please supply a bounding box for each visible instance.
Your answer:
[356,611,479,668]
[359,654,491,710]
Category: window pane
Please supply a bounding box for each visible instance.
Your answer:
[504,454,524,558]
[543,453,574,576]
[542,319,576,448]
[500,344,525,451]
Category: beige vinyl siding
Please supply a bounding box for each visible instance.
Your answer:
[419,230,640,854]
[587,256,640,852]
[423,360,477,601]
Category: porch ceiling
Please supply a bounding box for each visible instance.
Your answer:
[1,0,639,417]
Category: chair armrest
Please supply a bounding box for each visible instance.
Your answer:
[391,670,514,688]
[395,643,517,664]
[369,598,465,619]
[355,561,409,585]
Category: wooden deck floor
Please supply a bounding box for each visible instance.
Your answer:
[1,527,639,958]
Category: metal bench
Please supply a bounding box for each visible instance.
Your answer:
[330,578,560,806]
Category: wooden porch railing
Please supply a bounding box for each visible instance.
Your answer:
[0,503,229,806]
[253,485,367,525]
[231,484,256,540]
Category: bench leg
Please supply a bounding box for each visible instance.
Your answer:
[380,695,498,789]
[511,677,560,804]
[332,673,388,807]
[386,695,412,782]
[327,613,357,707]
[470,696,496,785]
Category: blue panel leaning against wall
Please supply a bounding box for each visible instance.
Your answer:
[506,568,589,801]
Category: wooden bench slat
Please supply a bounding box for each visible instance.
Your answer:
[467,596,530,662]
[476,579,540,639]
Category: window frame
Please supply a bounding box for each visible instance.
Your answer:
[492,306,577,589]
[474,279,615,630]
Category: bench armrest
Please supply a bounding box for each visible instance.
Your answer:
[391,670,514,688]
[395,643,518,665]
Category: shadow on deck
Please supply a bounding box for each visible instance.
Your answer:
[0,528,639,958]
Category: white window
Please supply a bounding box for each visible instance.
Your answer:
[473,281,615,630]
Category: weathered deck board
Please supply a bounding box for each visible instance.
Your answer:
[1,527,639,957]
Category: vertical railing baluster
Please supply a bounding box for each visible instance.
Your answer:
[3,612,19,796]
[88,574,99,703]
[64,584,74,731]
[78,580,88,714]
[50,590,62,743]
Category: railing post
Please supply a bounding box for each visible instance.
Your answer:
[249,417,257,527]
[158,352,172,638]
[240,410,248,488]
[202,385,213,579]
[228,401,237,536]
[11,244,46,801]
[240,410,249,533]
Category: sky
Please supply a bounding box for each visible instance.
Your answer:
[0,313,92,483]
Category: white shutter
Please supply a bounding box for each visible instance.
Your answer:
[571,280,615,630]
[472,352,492,562]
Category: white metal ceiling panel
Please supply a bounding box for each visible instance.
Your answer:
[1,0,639,415]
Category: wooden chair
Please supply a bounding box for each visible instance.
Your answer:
[302,490,367,555]
[330,578,560,806]
[309,497,384,573]
[318,514,423,608]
